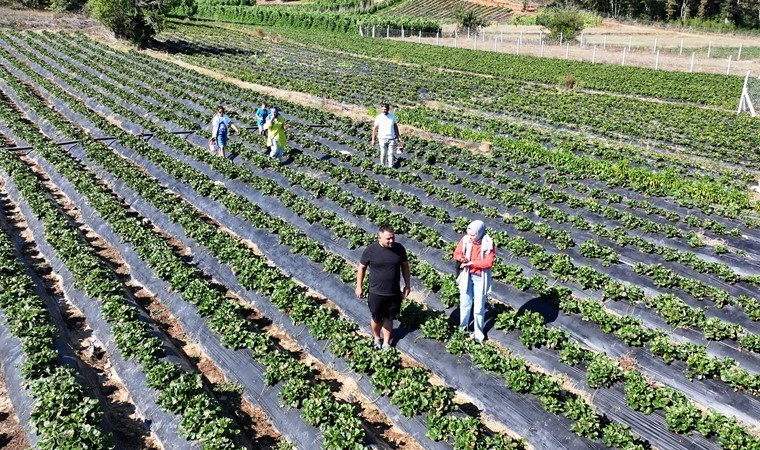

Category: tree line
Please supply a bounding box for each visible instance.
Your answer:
[563,0,759,30]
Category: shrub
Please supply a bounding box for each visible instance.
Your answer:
[535,8,585,42]
[87,0,183,46]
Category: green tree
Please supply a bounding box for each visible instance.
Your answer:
[454,2,488,29]
[87,0,185,46]
[535,8,585,41]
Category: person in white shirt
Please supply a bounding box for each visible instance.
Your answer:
[370,103,403,168]
[211,106,239,159]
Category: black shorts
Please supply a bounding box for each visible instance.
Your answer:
[368,292,402,322]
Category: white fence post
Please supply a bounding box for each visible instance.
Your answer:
[519,31,523,45]
[592,45,597,63]
[628,36,632,51]
[372,25,375,38]
[418,30,421,43]
[580,31,584,47]
[738,43,743,61]
[401,26,404,39]
[467,27,470,39]
[387,25,389,38]
[516,38,520,55]
[655,49,660,70]
[690,52,695,72]
[454,33,457,48]
[622,47,626,66]
[727,55,732,74]
[565,43,570,60]
[707,41,712,58]
[436,31,439,45]
[559,32,563,46]
[653,38,657,54]
[603,35,607,49]
[474,34,477,49]
[679,39,683,56]
[541,39,544,57]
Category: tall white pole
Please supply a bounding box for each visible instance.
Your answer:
[655,49,660,70]
[386,25,389,38]
[628,36,632,51]
[541,39,544,57]
[418,30,421,43]
[467,28,470,40]
[679,39,683,56]
[707,41,712,58]
[436,31,439,45]
[560,32,563,46]
[516,38,520,55]
[738,43,743,61]
[603,35,607,49]
[727,55,732,75]
[372,25,375,38]
[622,47,626,66]
[519,31,523,45]
[653,38,657,54]
[401,26,404,39]
[592,45,597,63]
[580,32,584,47]
[690,52,695,72]
[474,34,477,49]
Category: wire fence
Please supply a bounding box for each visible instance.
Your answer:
[358,25,757,76]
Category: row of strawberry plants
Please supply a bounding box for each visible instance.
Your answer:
[0,40,527,449]
[0,87,246,448]
[50,31,760,392]
[0,165,110,448]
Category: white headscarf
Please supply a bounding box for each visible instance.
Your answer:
[458,220,494,295]
[464,220,494,260]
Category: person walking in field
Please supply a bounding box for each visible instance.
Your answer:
[264,106,289,162]
[211,106,239,159]
[255,102,269,136]
[356,226,411,350]
[453,220,495,344]
[370,103,403,168]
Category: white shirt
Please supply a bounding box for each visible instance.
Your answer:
[374,113,397,140]
[211,114,231,138]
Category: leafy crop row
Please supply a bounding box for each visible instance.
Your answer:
[0,165,110,448]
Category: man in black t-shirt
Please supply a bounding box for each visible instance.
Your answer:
[356,225,411,350]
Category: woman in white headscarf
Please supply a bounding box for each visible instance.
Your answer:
[453,220,495,344]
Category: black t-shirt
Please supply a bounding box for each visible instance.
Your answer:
[360,241,408,296]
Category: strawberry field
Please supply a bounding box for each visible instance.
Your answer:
[0,24,758,450]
